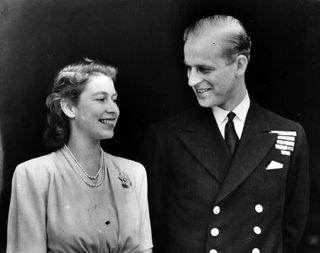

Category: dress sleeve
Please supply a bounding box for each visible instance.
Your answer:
[136,164,153,252]
[7,164,48,253]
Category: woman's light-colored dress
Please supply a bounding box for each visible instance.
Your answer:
[7,148,153,253]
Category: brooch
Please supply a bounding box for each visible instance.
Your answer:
[118,171,132,188]
[269,130,296,156]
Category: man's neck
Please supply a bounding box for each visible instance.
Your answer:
[218,88,248,111]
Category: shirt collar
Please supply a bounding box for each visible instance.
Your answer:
[212,93,250,125]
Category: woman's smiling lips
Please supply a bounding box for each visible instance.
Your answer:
[99,118,117,127]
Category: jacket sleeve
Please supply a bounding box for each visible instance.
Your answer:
[7,164,47,253]
[282,124,310,253]
[139,125,170,253]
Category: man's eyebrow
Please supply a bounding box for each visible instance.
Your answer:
[183,59,189,65]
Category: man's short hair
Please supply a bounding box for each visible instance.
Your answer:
[183,15,252,63]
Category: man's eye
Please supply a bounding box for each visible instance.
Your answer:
[113,98,119,103]
[96,98,105,102]
[198,67,211,73]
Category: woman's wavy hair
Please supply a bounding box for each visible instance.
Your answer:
[44,58,117,150]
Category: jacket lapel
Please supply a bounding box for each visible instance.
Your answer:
[214,101,277,204]
[177,108,231,183]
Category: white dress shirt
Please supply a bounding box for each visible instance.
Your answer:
[212,94,250,139]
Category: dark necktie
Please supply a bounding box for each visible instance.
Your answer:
[225,111,239,155]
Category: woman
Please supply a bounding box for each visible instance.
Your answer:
[7,59,153,253]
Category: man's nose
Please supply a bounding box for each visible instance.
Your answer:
[188,68,202,87]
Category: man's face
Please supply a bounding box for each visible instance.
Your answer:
[184,34,242,110]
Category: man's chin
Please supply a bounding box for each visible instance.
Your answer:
[197,98,217,108]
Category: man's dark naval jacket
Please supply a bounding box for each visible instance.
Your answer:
[142,101,309,253]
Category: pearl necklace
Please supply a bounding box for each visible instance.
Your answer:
[63,145,105,188]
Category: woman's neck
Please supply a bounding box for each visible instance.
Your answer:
[66,137,102,177]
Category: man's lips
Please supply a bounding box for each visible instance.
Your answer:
[196,88,211,94]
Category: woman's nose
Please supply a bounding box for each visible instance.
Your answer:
[105,101,119,114]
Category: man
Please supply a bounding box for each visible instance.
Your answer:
[142,15,309,253]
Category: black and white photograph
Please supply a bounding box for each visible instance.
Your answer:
[0,0,320,252]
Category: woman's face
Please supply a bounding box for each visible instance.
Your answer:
[71,73,119,141]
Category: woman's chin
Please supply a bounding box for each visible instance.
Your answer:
[99,131,114,140]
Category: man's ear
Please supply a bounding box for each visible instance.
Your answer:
[60,99,76,119]
[234,55,248,76]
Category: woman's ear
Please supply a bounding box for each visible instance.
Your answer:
[60,99,76,119]
[234,55,248,77]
